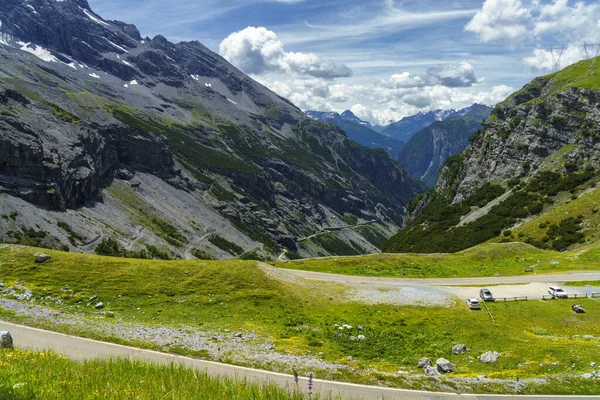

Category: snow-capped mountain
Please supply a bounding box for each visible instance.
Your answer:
[306,110,404,155]
[380,105,486,142]
[305,110,371,127]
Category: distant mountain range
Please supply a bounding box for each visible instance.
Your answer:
[377,104,486,142]
[396,104,492,187]
[305,110,405,155]
[307,104,492,185]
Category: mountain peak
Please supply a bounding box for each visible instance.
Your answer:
[340,110,357,119]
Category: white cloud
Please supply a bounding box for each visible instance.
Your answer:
[466,0,600,72]
[258,61,501,126]
[522,46,587,72]
[281,7,478,45]
[426,61,481,88]
[465,0,530,45]
[219,26,352,79]
[347,84,514,126]
[386,72,428,89]
[382,62,481,89]
[533,0,600,42]
[467,0,600,45]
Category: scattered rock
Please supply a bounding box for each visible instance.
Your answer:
[94,302,104,309]
[0,331,13,349]
[34,253,52,263]
[88,295,98,302]
[479,351,500,363]
[436,358,453,373]
[591,362,597,368]
[347,356,354,361]
[425,365,441,377]
[357,334,366,340]
[116,168,134,181]
[478,375,488,379]
[452,344,467,355]
[417,357,432,368]
[581,373,594,379]
[233,332,243,338]
[264,344,275,351]
[4,285,32,301]
[357,325,364,330]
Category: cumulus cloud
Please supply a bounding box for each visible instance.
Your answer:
[426,61,481,88]
[385,72,429,89]
[382,62,481,89]
[522,46,587,72]
[466,0,600,46]
[348,84,514,126]
[466,0,600,72]
[219,26,352,79]
[465,0,530,44]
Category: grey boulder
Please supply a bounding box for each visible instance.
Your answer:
[452,344,467,355]
[436,358,453,373]
[479,351,501,363]
[417,357,432,368]
[0,331,13,348]
[34,253,51,263]
[425,365,441,377]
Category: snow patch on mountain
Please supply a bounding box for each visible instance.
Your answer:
[82,8,110,27]
[17,41,58,62]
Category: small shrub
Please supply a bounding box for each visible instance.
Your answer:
[208,234,244,256]
[191,248,214,260]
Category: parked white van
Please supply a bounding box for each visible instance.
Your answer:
[548,286,568,298]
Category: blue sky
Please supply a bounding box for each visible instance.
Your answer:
[89,0,600,125]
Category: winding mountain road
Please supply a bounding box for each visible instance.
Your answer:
[0,321,596,400]
[282,269,600,287]
[281,269,600,302]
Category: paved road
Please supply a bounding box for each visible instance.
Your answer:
[282,269,600,287]
[0,321,595,400]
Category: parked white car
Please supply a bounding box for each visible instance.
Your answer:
[548,286,568,298]
[466,298,481,310]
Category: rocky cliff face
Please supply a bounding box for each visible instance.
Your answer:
[441,59,600,202]
[396,104,491,187]
[0,0,423,259]
[384,57,600,254]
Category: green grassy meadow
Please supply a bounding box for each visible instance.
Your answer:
[276,242,597,278]
[0,349,324,400]
[0,245,600,393]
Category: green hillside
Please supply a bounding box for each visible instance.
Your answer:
[384,56,600,255]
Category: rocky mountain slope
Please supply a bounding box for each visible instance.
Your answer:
[378,105,478,142]
[306,110,405,155]
[384,57,600,254]
[0,0,423,260]
[396,104,491,187]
